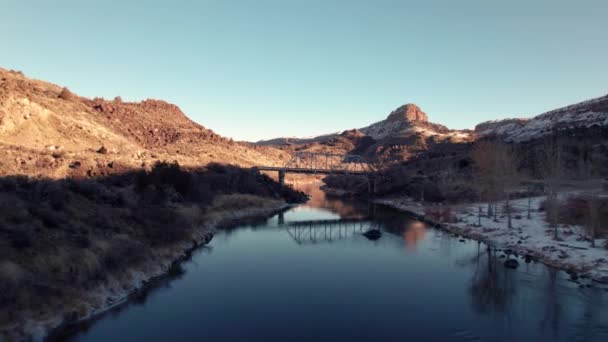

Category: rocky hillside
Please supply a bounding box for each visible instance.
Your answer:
[475,94,608,142]
[0,68,289,178]
[257,103,473,163]
[258,95,608,170]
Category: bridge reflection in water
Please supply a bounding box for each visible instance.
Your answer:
[277,208,428,249]
[280,217,380,245]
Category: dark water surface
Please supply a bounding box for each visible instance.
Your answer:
[58,186,608,342]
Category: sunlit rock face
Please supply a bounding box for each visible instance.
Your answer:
[386,103,429,123]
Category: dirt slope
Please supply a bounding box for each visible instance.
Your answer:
[0,68,289,178]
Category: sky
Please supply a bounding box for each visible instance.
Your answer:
[2,0,607,141]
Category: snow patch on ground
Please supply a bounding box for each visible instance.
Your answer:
[377,196,608,283]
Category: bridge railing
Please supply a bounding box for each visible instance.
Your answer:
[282,152,374,174]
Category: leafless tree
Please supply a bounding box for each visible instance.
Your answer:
[471,141,521,228]
[494,143,521,228]
[538,135,563,240]
[471,141,499,219]
[587,194,600,248]
[527,190,533,220]
[580,145,600,248]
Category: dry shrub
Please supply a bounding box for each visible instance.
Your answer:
[135,161,192,198]
[0,261,26,287]
[176,205,204,228]
[424,206,457,223]
[100,236,149,272]
[58,87,74,100]
[209,194,279,212]
[559,196,589,225]
[136,207,194,245]
[541,195,608,238]
[96,146,108,154]
[0,161,306,332]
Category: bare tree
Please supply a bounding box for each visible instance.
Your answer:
[587,194,600,248]
[527,190,533,220]
[471,141,499,219]
[471,141,521,228]
[538,135,563,240]
[494,143,521,229]
[580,144,600,248]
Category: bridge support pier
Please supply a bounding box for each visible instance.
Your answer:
[368,175,377,194]
[278,170,285,187]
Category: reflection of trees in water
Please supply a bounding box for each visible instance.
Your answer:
[462,244,608,341]
[540,267,608,340]
[468,245,515,315]
[539,268,562,340]
[570,282,608,341]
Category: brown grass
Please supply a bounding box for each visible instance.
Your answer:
[0,161,305,338]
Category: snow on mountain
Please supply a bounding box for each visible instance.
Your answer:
[358,103,472,143]
[476,94,608,142]
[360,104,429,139]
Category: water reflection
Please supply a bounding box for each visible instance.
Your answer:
[468,245,515,315]
[297,183,372,219]
[402,221,426,249]
[54,184,608,342]
[281,201,426,249]
[283,219,371,245]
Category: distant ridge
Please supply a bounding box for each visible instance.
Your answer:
[475,94,608,142]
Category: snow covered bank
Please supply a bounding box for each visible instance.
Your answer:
[376,196,608,283]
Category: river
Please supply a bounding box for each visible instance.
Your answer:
[53,185,608,341]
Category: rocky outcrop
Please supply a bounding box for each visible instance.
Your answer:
[386,103,428,122]
[87,97,225,148]
[256,102,472,164]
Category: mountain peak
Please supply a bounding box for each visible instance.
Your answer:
[386,103,428,123]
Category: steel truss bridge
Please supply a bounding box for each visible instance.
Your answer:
[254,152,376,186]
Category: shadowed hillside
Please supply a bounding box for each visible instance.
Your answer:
[0,161,306,340]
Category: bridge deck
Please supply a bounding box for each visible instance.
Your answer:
[255,166,371,175]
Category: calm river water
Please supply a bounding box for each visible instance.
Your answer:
[55,186,608,342]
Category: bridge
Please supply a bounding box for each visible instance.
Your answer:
[281,218,381,245]
[255,152,376,188]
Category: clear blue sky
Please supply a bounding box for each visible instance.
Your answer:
[2,0,607,141]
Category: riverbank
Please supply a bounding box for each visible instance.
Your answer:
[374,195,608,283]
[0,162,307,341]
[3,198,293,341]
